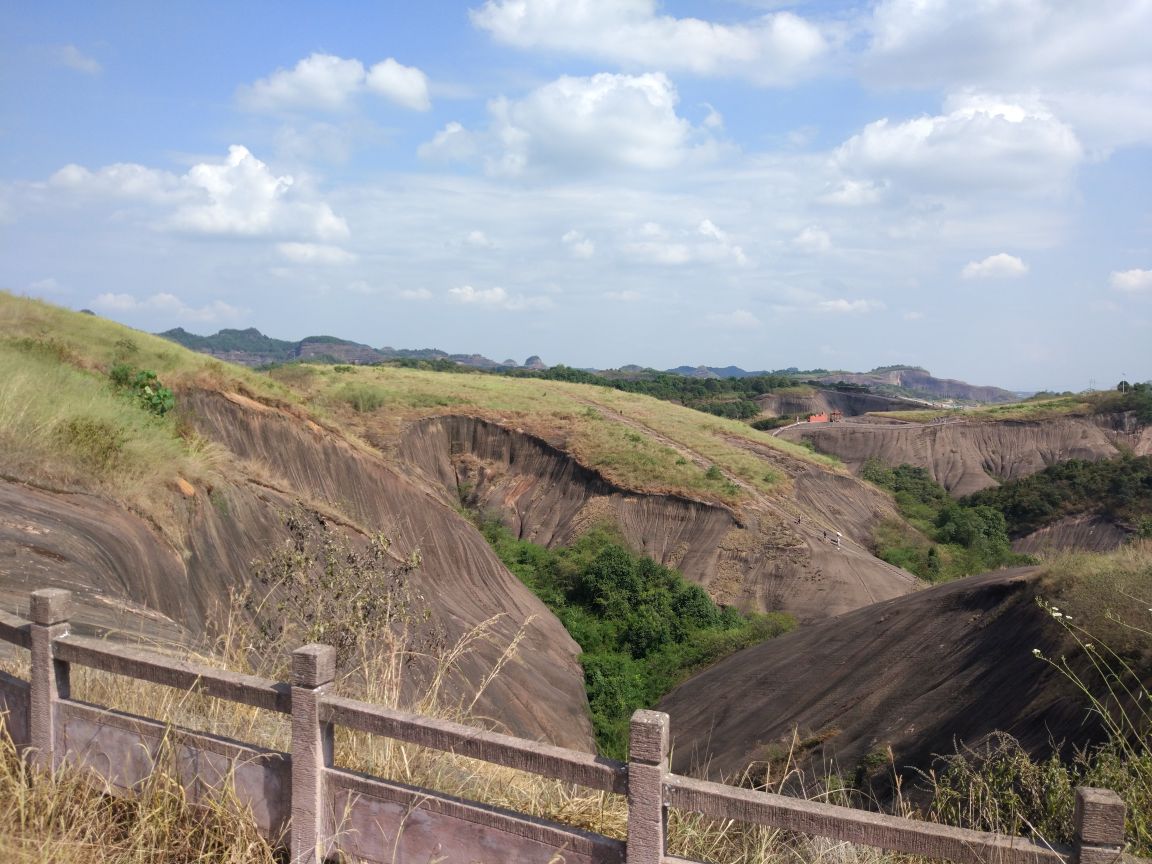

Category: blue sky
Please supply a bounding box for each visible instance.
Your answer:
[2,0,1149,390]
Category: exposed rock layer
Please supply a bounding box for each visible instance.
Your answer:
[780,414,1152,497]
[397,416,918,623]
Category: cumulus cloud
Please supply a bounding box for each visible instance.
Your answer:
[238,53,430,112]
[92,292,245,323]
[421,72,713,175]
[864,0,1152,150]
[792,226,832,252]
[961,253,1029,279]
[471,0,828,86]
[447,284,550,310]
[50,44,102,75]
[174,146,348,239]
[1111,269,1152,295]
[417,122,480,163]
[562,229,595,259]
[50,146,348,241]
[833,94,1083,197]
[706,309,761,329]
[276,242,357,264]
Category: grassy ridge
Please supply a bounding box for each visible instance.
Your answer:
[272,361,842,505]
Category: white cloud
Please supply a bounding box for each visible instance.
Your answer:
[421,72,712,175]
[604,289,641,302]
[625,218,746,266]
[562,229,595,259]
[92,292,245,323]
[47,146,348,242]
[818,179,884,206]
[238,53,430,113]
[447,284,550,310]
[962,253,1029,279]
[902,310,924,321]
[792,225,832,253]
[471,0,829,86]
[1110,269,1152,295]
[465,230,495,248]
[815,298,885,314]
[276,242,357,264]
[174,146,348,239]
[706,309,761,329]
[365,58,432,111]
[864,1,1152,150]
[834,95,1083,197]
[51,44,102,75]
[418,122,480,163]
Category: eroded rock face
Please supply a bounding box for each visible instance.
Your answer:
[0,391,597,751]
[756,390,915,420]
[660,568,1105,788]
[180,391,595,749]
[781,415,1152,497]
[397,416,918,623]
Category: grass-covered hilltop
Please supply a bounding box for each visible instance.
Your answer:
[1,291,1151,862]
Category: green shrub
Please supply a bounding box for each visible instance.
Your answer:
[478,519,794,757]
[109,364,175,416]
[53,417,127,472]
[338,382,387,413]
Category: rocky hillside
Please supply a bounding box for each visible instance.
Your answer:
[756,388,920,420]
[659,566,1115,786]
[810,367,1017,403]
[781,414,1152,497]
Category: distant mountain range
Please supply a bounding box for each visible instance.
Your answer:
[158,327,1017,404]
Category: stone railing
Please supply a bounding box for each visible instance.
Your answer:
[0,589,1131,864]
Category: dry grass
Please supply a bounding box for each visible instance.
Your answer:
[870,396,1092,425]
[284,363,840,506]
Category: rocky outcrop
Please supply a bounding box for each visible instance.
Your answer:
[660,568,1108,787]
[397,416,918,623]
[811,369,1017,403]
[756,390,918,420]
[780,414,1152,497]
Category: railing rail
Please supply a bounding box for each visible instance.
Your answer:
[0,588,1133,864]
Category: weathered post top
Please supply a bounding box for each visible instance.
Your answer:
[31,588,72,626]
[291,644,336,689]
[629,709,670,766]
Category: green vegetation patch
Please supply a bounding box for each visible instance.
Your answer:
[964,455,1152,539]
[861,460,1029,581]
[480,521,794,758]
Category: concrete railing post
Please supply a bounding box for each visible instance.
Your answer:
[29,588,71,773]
[1073,787,1126,864]
[291,644,336,864]
[627,709,669,864]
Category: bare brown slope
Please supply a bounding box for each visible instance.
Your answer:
[0,391,596,750]
[780,414,1152,496]
[397,416,918,623]
[1012,515,1130,556]
[660,568,1101,784]
[756,390,918,420]
[178,391,594,748]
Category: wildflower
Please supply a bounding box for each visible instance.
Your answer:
[1032,648,1042,656]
